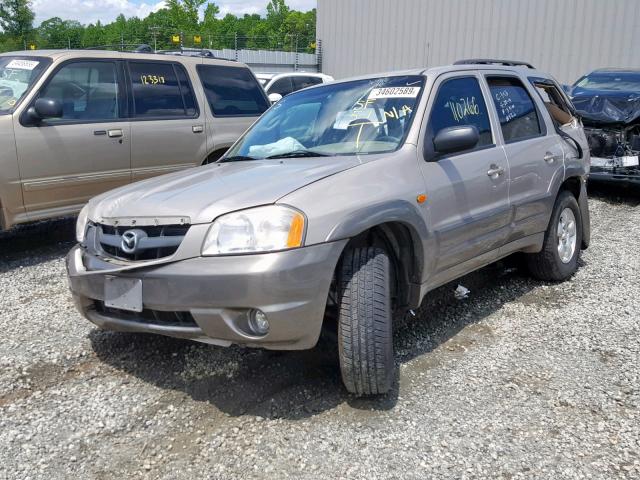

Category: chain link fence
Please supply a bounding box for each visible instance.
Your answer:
[5,33,322,72]
[17,33,317,54]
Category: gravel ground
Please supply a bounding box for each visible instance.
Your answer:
[0,186,638,480]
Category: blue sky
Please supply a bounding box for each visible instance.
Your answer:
[32,0,317,25]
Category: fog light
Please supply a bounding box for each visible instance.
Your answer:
[248,309,269,336]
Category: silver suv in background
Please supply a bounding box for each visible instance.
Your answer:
[0,50,270,231]
[67,61,591,396]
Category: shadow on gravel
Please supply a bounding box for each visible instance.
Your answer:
[0,218,75,270]
[587,182,640,206]
[89,259,542,421]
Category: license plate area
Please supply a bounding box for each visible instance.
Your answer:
[104,276,143,312]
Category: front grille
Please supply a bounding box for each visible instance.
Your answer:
[97,224,190,261]
[94,301,198,328]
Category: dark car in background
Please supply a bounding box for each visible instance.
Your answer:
[568,69,640,186]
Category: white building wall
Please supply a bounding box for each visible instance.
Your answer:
[317,0,640,83]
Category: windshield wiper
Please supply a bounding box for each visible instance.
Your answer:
[218,155,258,163]
[266,150,332,159]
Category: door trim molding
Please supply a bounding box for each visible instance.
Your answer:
[22,169,131,192]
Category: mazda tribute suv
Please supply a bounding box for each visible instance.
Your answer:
[67,60,591,395]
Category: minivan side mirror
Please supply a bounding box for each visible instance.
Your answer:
[268,93,283,104]
[28,98,63,121]
[433,125,479,155]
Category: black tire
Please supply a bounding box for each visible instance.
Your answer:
[526,190,582,281]
[337,247,394,395]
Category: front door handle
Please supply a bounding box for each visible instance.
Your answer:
[487,165,505,179]
[107,129,123,138]
[192,125,204,134]
[544,152,558,163]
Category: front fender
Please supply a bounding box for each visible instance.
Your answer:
[324,199,433,297]
[326,199,429,243]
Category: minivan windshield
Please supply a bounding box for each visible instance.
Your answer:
[224,75,425,160]
[0,56,50,114]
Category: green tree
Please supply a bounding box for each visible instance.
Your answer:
[0,0,35,38]
[166,0,206,31]
[37,17,84,48]
[1,0,317,53]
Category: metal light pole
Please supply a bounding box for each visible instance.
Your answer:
[149,26,160,52]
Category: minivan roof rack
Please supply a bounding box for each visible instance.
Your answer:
[454,59,535,69]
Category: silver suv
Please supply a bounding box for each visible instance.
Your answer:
[67,61,591,396]
[0,50,269,231]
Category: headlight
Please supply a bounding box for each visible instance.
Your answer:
[202,205,305,256]
[76,204,90,244]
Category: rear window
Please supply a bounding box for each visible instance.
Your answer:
[197,65,270,117]
[128,61,197,118]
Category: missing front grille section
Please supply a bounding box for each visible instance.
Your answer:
[97,224,190,261]
[94,301,198,328]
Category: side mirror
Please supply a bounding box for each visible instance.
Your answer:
[32,97,63,120]
[433,125,479,155]
[268,93,283,104]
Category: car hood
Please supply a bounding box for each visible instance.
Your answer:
[89,157,362,225]
[571,88,640,126]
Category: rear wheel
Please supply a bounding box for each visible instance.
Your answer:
[526,190,582,281]
[337,247,394,395]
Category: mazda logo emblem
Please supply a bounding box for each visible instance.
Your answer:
[120,229,146,254]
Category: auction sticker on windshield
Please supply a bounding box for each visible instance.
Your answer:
[6,59,40,70]
[368,86,421,100]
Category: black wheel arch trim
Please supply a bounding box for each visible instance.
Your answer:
[325,199,429,307]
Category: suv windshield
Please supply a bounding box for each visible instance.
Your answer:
[574,72,640,92]
[225,75,425,160]
[0,56,50,114]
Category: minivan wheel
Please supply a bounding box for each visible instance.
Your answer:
[526,190,582,281]
[337,247,394,396]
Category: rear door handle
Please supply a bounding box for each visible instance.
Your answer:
[107,129,123,138]
[487,165,505,179]
[192,125,204,134]
[544,152,558,163]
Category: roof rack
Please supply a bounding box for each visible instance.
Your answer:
[454,59,535,69]
[156,48,219,59]
[82,44,220,59]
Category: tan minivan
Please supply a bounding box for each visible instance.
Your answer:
[0,50,270,231]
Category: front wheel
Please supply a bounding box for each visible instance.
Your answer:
[337,247,395,396]
[526,190,582,281]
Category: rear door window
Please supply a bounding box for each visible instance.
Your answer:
[197,65,270,116]
[292,76,323,91]
[428,76,494,149]
[487,76,543,143]
[268,77,294,96]
[38,60,121,122]
[128,61,197,118]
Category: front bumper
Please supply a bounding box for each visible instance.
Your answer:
[67,240,347,350]
[589,167,640,186]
